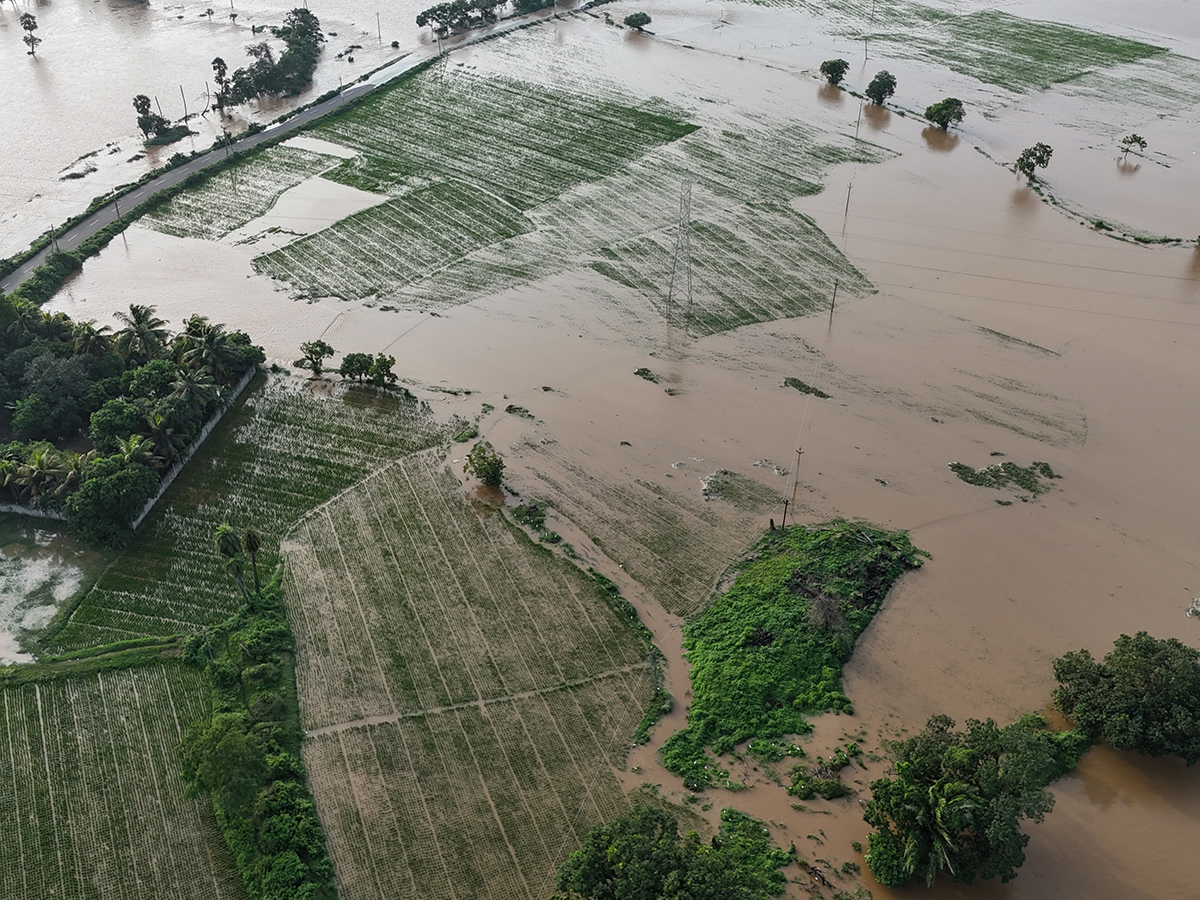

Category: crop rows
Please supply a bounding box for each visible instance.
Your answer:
[525,450,768,618]
[315,71,696,211]
[283,448,655,899]
[0,664,243,900]
[284,448,651,729]
[253,181,533,301]
[46,379,446,654]
[593,205,872,337]
[142,145,339,240]
[900,11,1165,94]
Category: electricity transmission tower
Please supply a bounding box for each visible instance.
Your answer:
[666,179,693,321]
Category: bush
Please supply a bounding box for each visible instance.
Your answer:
[624,11,651,29]
[63,457,159,545]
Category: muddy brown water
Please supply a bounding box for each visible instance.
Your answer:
[21,2,1200,897]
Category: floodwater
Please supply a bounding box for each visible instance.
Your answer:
[18,0,1200,897]
[0,515,109,663]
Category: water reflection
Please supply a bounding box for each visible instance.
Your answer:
[817,82,843,106]
[862,102,890,131]
[921,125,959,152]
[1116,158,1141,176]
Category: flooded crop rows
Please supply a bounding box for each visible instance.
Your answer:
[0,665,238,899]
[46,379,445,654]
[143,145,340,241]
[284,448,654,900]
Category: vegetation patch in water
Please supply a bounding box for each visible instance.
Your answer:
[949,460,1060,496]
[660,521,925,789]
[784,377,831,398]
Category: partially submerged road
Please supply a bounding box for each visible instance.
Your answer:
[0,11,554,295]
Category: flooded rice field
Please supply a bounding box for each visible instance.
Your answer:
[0,515,109,662]
[10,0,1200,896]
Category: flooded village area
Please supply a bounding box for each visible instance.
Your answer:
[2,0,1200,898]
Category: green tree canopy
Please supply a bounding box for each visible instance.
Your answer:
[553,806,790,900]
[294,340,335,377]
[863,714,1086,888]
[1054,632,1200,765]
[864,70,897,105]
[624,12,652,30]
[1016,142,1053,181]
[819,58,849,86]
[463,440,504,487]
[925,97,965,130]
[337,352,373,382]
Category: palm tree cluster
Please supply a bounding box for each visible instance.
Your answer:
[1,298,263,540]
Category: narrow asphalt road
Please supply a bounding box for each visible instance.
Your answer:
[0,10,557,295]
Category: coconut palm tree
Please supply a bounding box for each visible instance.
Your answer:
[72,321,114,357]
[114,304,170,364]
[0,458,19,502]
[170,367,218,418]
[55,450,96,499]
[14,446,67,506]
[214,523,248,598]
[7,301,42,341]
[35,312,73,344]
[241,527,263,594]
[182,322,239,385]
[144,411,187,469]
[114,434,161,469]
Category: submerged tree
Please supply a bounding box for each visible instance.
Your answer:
[133,94,170,139]
[624,11,651,30]
[1015,142,1053,182]
[463,440,504,487]
[294,340,335,377]
[1053,632,1200,765]
[819,58,849,86]
[925,97,965,130]
[1119,133,1147,159]
[863,715,1082,888]
[20,13,41,56]
[864,70,897,105]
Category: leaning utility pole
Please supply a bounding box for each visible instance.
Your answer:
[666,179,693,321]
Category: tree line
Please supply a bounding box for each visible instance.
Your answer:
[0,297,263,544]
[179,536,337,900]
[862,631,1200,887]
[211,8,325,111]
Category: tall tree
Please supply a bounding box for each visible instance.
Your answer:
[241,527,263,594]
[819,58,849,86]
[72,321,114,357]
[1015,143,1053,182]
[294,340,335,377]
[925,97,965,130]
[865,70,897,105]
[214,523,249,598]
[20,13,41,57]
[114,304,170,364]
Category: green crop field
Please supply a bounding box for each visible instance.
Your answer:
[44,378,446,654]
[143,144,340,241]
[283,449,656,900]
[0,663,244,899]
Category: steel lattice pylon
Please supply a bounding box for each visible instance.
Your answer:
[666,179,693,321]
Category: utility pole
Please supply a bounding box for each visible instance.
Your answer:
[828,279,839,326]
[180,84,189,121]
[47,225,61,253]
[377,11,381,42]
[155,95,165,119]
[112,190,123,224]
